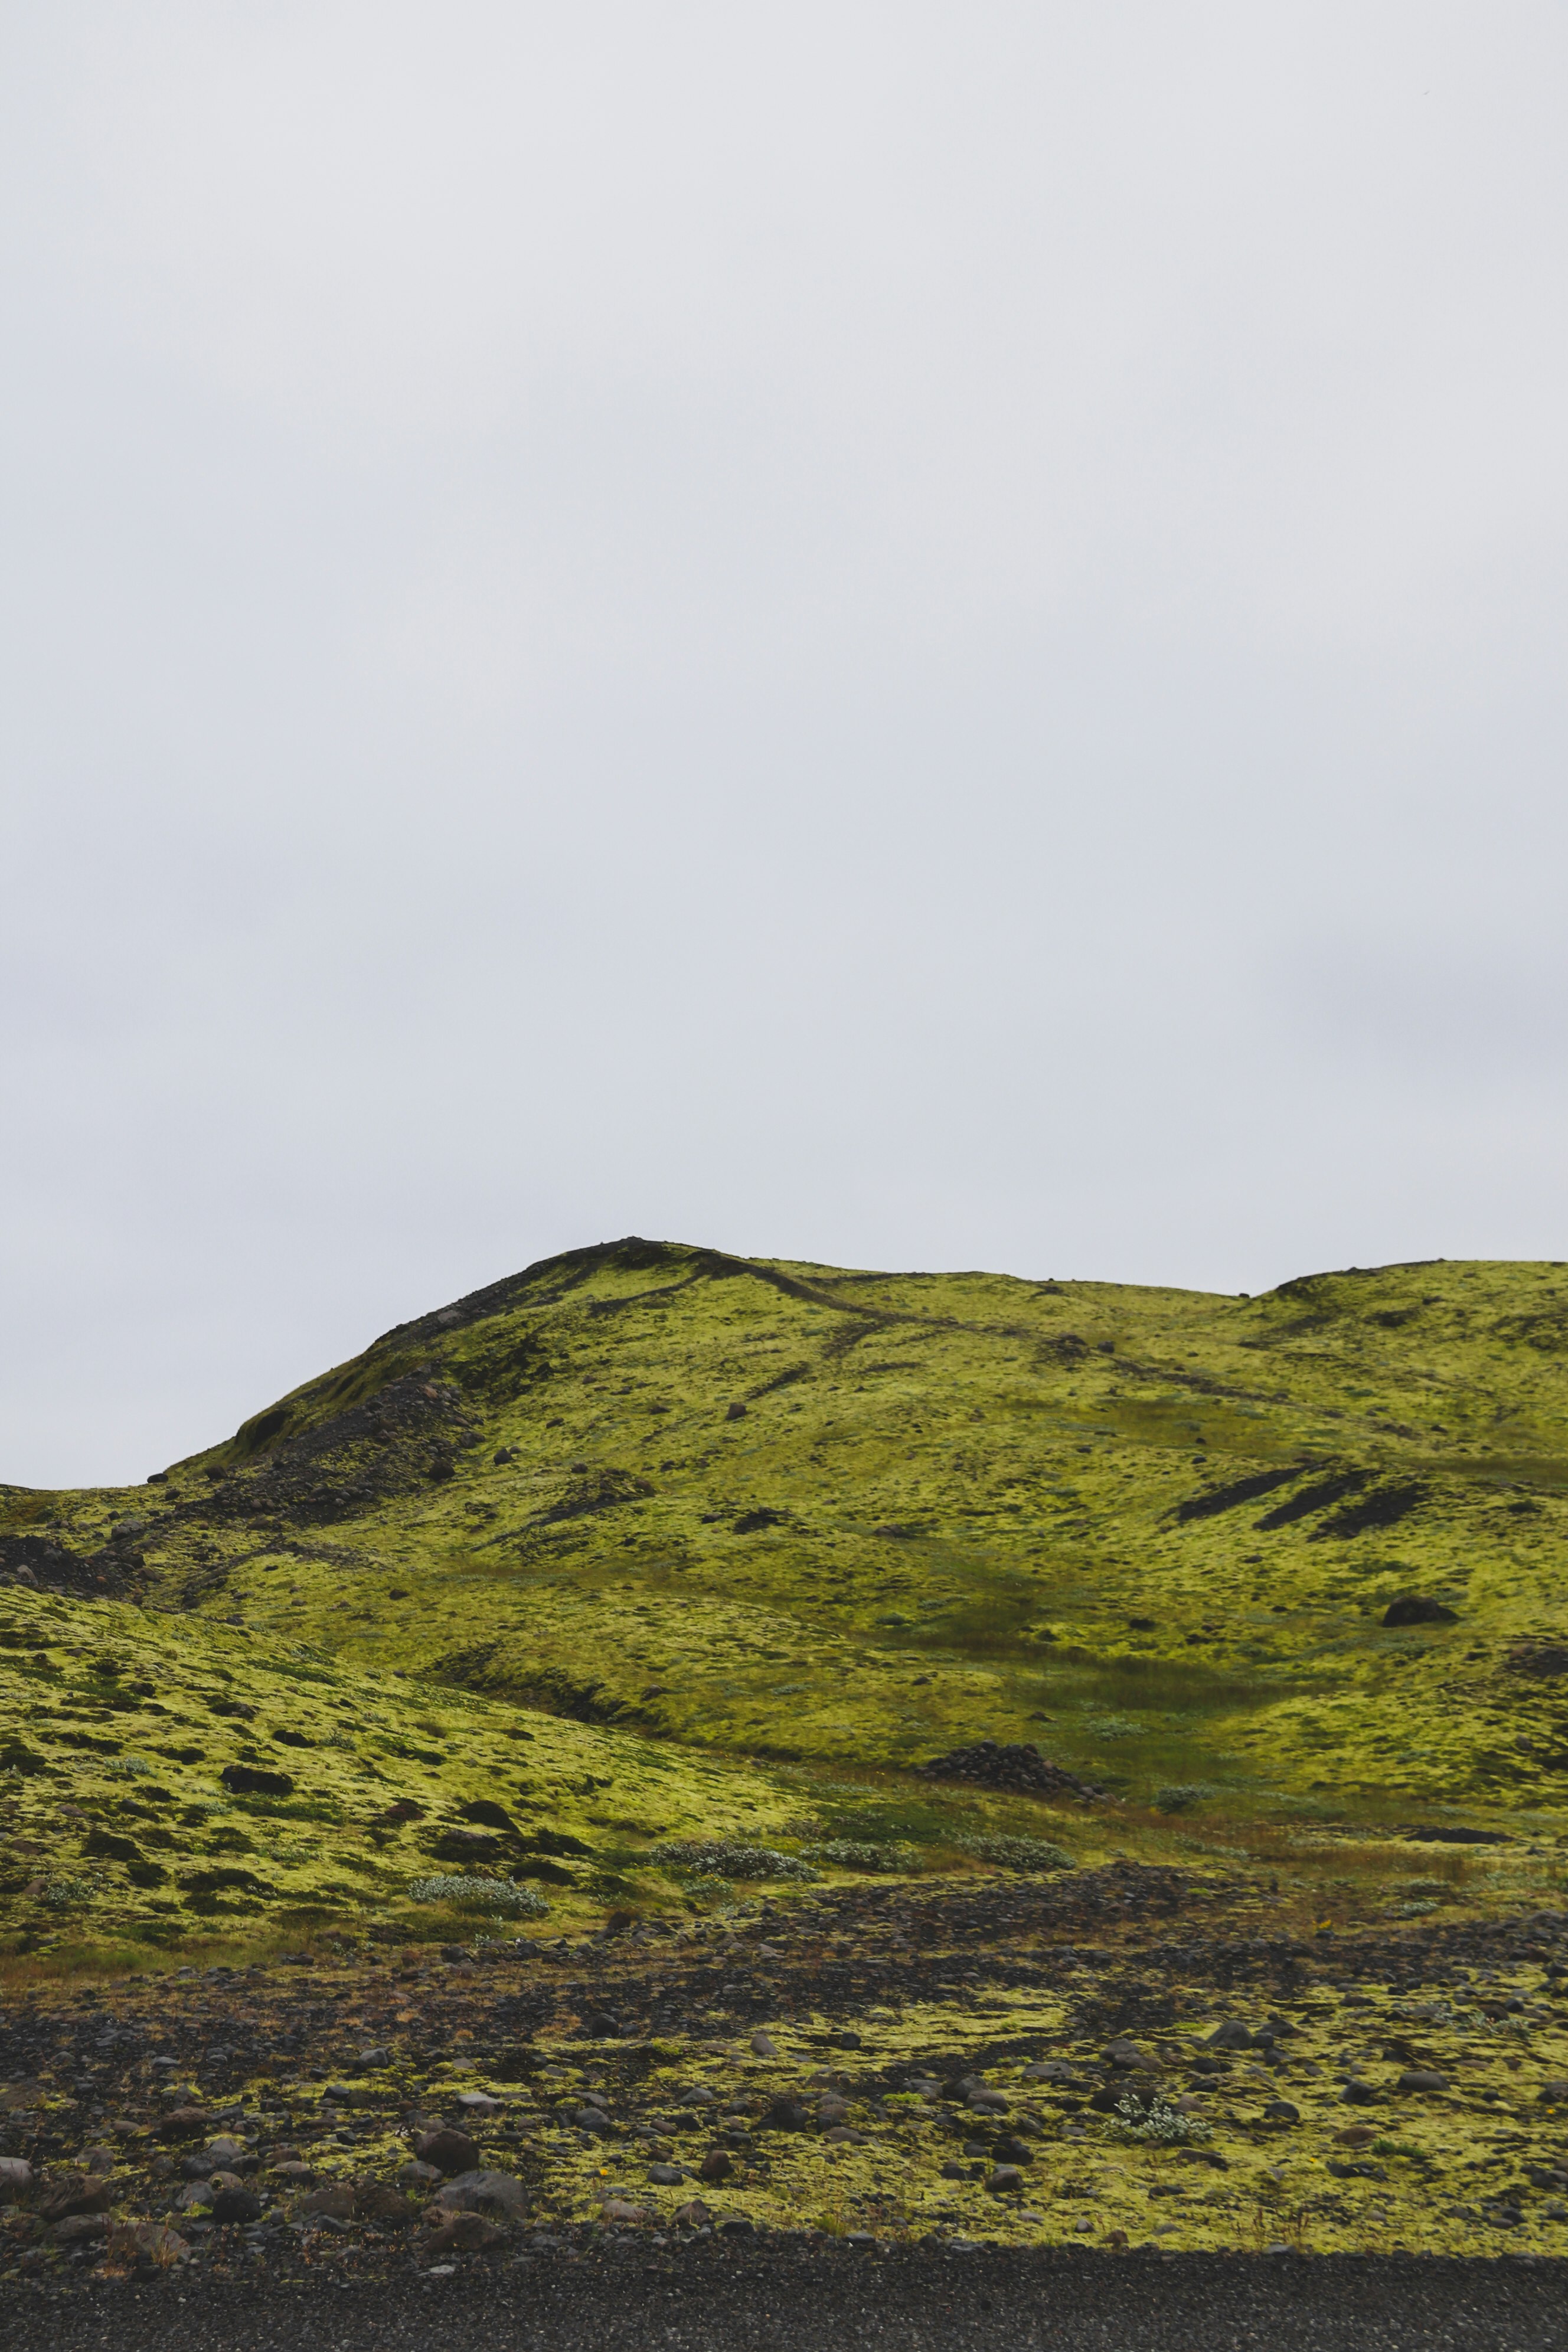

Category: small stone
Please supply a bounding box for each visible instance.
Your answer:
[1334,2126,1377,2147]
[758,2097,812,2132]
[992,2135,1034,2165]
[210,2180,263,2224]
[51,2213,109,2244]
[1021,2061,1076,2082]
[358,2046,391,2069]
[414,2126,480,2174]
[988,2165,1025,2195]
[355,2181,419,2228]
[433,2169,530,2222]
[156,2106,211,2140]
[106,2220,188,2268]
[600,2198,645,2224]
[456,2092,501,2113]
[181,2151,221,2180]
[750,2031,780,2059]
[397,2159,443,2188]
[37,2175,112,2224]
[1105,2039,1160,2073]
[1262,2101,1301,2124]
[698,2150,734,2181]
[672,2199,711,2228]
[818,2097,851,2125]
[1398,2069,1449,2094]
[299,2184,356,2220]
[422,2213,502,2255]
[968,2088,1009,2112]
[1207,2022,1253,2052]
[80,2146,117,2174]
[1340,2080,1381,2106]
[204,2137,247,2166]
[648,2164,685,2186]
[269,2161,316,2183]
[1104,2228,1129,2248]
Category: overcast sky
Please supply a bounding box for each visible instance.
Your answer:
[4,4,1567,1488]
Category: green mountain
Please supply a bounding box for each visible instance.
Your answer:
[4,1236,1567,1959]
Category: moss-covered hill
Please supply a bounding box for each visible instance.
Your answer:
[4,1237,1568,1956]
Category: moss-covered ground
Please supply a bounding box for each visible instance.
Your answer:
[3,1236,1567,2273]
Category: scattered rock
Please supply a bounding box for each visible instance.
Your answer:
[355,2181,420,2228]
[51,2214,109,2245]
[422,2213,502,2255]
[298,2184,356,2220]
[758,2096,814,2132]
[1207,2021,1253,2051]
[750,2031,780,2058]
[672,2199,711,2228]
[397,2160,443,2188]
[37,2175,112,2224]
[917,1740,1104,1799]
[210,2177,263,2224]
[648,2164,686,2186]
[992,2135,1035,2165]
[1382,1595,1456,1626]
[156,2107,211,2140]
[1104,2039,1161,2072]
[988,2165,1025,2195]
[1397,2070,1449,2095]
[599,2199,645,2224]
[0,2158,32,2198]
[698,2151,734,2181]
[106,2222,188,2269]
[433,2169,529,2222]
[414,2127,479,2174]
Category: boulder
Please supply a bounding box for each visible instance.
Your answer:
[1104,2039,1160,2073]
[51,2214,109,2244]
[156,2107,211,2140]
[422,2213,502,2255]
[298,2184,356,2220]
[209,2177,263,2224]
[414,2126,479,2174]
[1383,1596,1457,1627]
[355,2181,420,2228]
[758,2097,813,2132]
[37,2175,112,2224]
[433,2169,529,2223]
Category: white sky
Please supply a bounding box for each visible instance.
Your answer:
[4,4,1567,1486]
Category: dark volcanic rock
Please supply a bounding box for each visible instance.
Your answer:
[414,2127,480,2174]
[916,1740,1104,1799]
[1383,1595,1458,1626]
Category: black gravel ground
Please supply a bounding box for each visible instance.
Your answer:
[6,2248,1568,2352]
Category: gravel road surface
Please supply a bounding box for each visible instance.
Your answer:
[7,2247,1567,2352]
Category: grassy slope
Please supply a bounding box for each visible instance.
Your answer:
[4,1237,1568,1957]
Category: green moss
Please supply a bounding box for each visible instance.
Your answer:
[7,1240,1568,1952]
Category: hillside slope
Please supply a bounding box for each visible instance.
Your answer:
[3,1236,1567,1956]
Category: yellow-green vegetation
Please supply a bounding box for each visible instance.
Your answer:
[4,1236,1568,1955]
